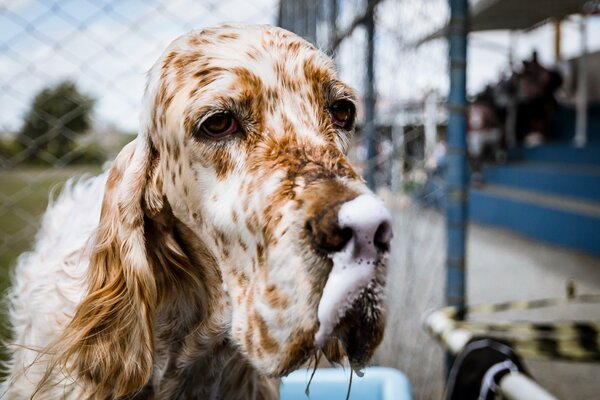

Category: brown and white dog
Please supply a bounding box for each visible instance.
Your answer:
[2,24,392,399]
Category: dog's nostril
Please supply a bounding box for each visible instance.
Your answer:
[307,217,353,253]
[331,227,353,252]
[374,221,392,252]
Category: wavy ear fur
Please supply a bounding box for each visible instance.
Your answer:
[52,138,162,398]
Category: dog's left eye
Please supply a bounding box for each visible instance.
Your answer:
[200,112,238,138]
[329,100,356,130]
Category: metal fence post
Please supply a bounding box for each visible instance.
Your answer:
[364,1,376,189]
[574,14,588,148]
[446,0,468,314]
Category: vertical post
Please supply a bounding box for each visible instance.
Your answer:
[554,19,562,63]
[329,0,338,55]
[424,91,438,157]
[391,117,404,193]
[364,1,377,189]
[574,14,588,148]
[446,0,468,313]
[278,0,317,46]
[505,32,517,149]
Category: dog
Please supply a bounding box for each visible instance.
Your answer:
[2,24,392,399]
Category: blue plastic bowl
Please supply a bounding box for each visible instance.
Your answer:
[280,367,412,400]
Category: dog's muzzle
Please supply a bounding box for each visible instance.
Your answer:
[306,193,392,363]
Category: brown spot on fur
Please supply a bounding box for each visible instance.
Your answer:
[188,35,209,47]
[237,271,249,287]
[246,212,258,235]
[256,244,265,268]
[254,312,279,354]
[264,284,288,309]
[245,48,261,61]
[244,289,255,356]
[217,32,240,41]
[216,229,230,247]
[303,181,359,223]
[105,166,122,191]
[245,328,254,357]
[279,328,317,373]
[242,196,250,213]
[212,147,234,180]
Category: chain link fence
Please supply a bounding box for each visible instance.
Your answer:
[1,1,450,398]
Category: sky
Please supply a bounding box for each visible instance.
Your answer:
[1,0,599,134]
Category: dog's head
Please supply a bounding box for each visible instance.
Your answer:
[59,24,392,396]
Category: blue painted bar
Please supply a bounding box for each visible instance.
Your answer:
[482,163,600,202]
[470,188,600,257]
[510,145,600,166]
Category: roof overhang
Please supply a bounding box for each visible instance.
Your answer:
[418,0,590,44]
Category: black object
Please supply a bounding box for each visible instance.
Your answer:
[444,337,530,400]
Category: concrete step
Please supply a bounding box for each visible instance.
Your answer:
[482,162,600,202]
[470,184,600,257]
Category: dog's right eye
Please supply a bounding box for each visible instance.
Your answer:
[329,100,355,130]
[199,112,238,138]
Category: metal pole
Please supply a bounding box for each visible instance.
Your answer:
[446,0,468,313]
[329,0,338,55]
[506,32,517,149]
[364,1,376,189]
[391,117,404,193]
[554,19,562,63]
[574,14,588,148]
[501,373,558,400]
[425,311,558,400]
[424,91,438,157]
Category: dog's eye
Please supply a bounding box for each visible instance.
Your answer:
[329,100,355,130]
[200,112,238,138]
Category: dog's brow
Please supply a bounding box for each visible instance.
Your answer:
[327,82,357,102]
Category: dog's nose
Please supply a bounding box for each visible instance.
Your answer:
[307,194,392,255]
[312,193,392,346]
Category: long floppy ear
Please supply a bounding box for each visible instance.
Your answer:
[55,138,162,398]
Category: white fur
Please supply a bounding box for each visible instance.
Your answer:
[2,174,107,397]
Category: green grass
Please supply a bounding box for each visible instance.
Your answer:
[0,166,101,367]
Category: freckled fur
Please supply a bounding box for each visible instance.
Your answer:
[2,24,388,399]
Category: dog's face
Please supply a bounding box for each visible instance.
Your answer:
[146,24,392,376]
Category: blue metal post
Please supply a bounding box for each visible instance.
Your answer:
[446,0,468,312]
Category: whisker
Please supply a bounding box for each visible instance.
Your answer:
[305,352,321,398]
[345,368,353,400]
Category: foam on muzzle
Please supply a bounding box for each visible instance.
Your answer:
[315,194,392,346]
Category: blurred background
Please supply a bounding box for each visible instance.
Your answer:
[1,0,600,399]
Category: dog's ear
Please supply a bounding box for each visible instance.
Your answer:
[57,138,161,398]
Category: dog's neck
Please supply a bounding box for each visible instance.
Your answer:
[141,206,279,399]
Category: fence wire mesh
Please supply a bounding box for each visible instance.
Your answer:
[0,1,450,398]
